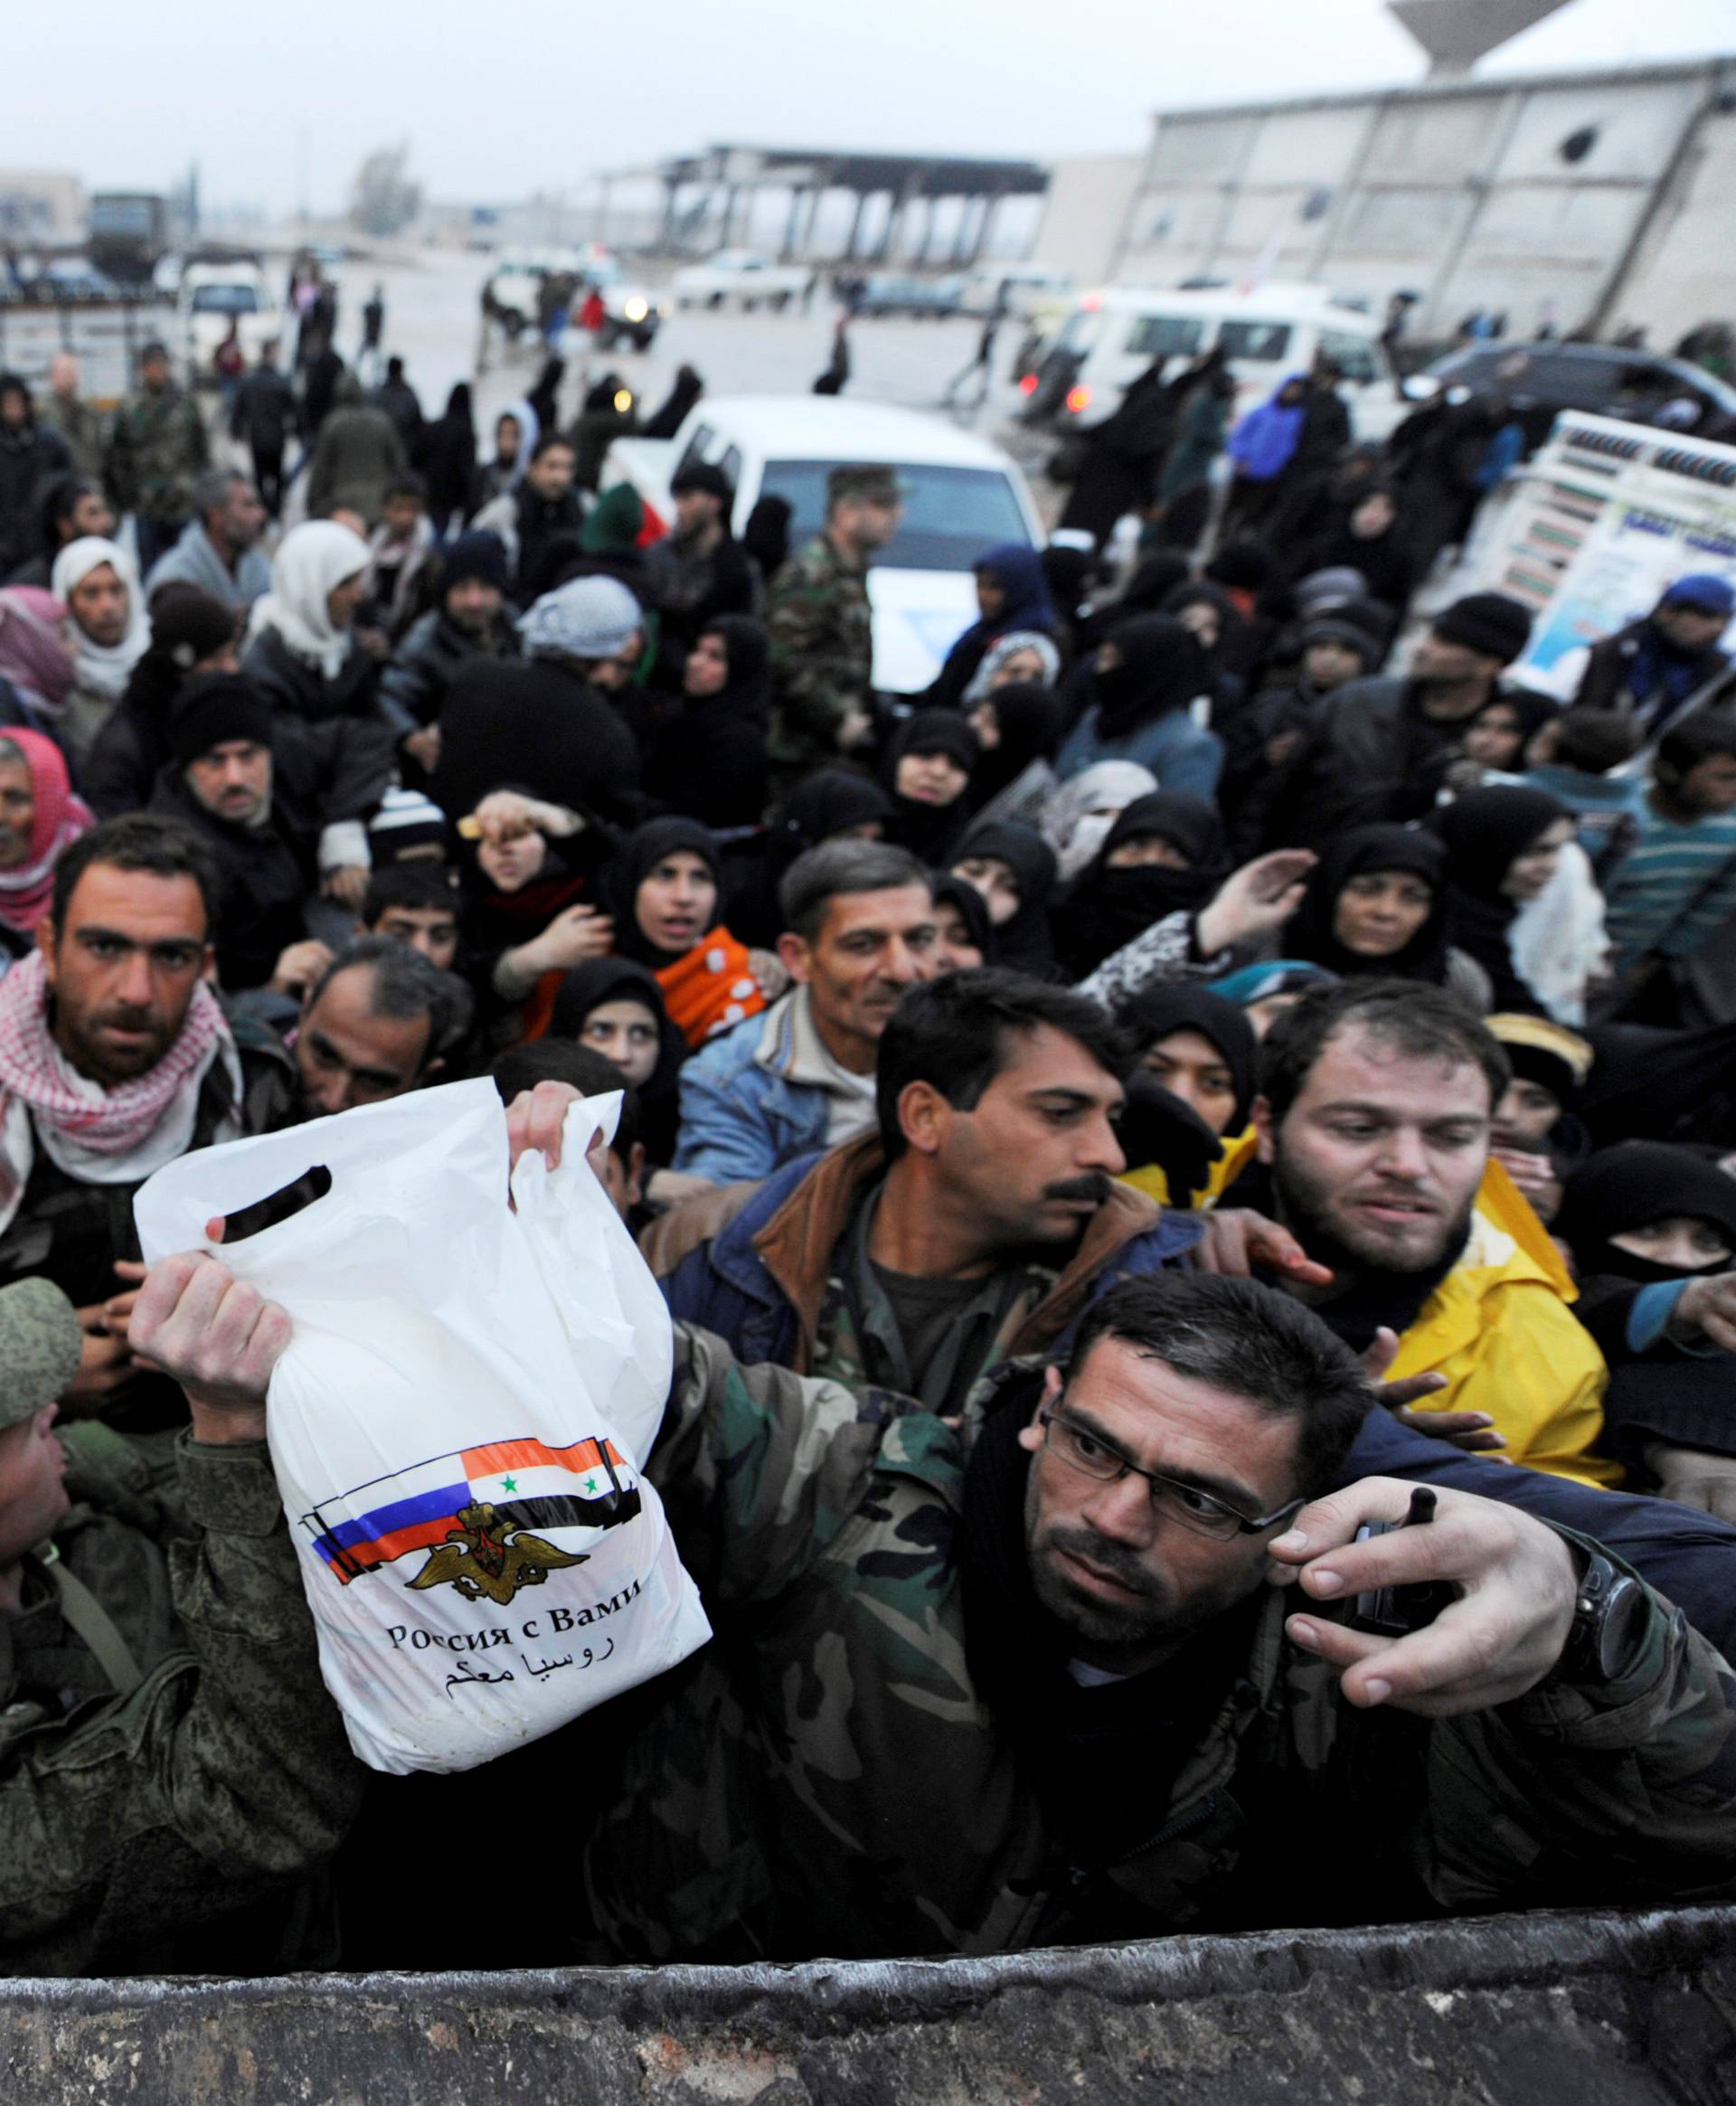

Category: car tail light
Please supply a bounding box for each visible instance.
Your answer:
[1066,384,1092,414]
[1019,373,1039,395]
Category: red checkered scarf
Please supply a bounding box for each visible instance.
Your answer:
[0,949,230,1208]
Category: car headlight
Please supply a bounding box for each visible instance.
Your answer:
[624,297,648,323]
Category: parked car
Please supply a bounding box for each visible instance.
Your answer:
[854,273,965,320]
[670,250,813,312]
[958,265,1072,318]
[1409,342,1736,453]
[604,395,1043,694]
[1021,280,1408,444]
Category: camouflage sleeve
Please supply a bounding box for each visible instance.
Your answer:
[763,568,869,748]
[647,1323,913,1608]
[0,1436,362,1973]
[1420,1539,1736,1909]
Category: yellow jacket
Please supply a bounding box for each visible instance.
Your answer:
[1205,1136,1618,1488]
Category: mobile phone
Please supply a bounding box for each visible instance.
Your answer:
[1348,1487,1457,1637]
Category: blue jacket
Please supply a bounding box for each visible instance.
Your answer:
[671,996,836,1185]
[649,1135,1205,1375]
[1055,706,1224,800]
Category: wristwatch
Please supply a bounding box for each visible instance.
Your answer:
[1554,1548,1649,1686]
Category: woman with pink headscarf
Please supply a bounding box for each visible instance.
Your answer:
[0,586,78,740]
[0,726,92,964]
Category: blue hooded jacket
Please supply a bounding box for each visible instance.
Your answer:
[1227,375,1307,484]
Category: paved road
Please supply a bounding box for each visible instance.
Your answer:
[318,247,1043,480]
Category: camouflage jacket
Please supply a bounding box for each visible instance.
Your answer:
[762,534,873,769]
[105,384,210,522]
[579,1327,1736,1963]
[0,1423,361,1977]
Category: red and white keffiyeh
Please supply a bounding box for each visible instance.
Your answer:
[0,950,234,1232]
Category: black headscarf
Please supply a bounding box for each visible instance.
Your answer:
[693,613,769,718]
[882,710,981,864]
[1078,616,1211,741]
[930,871,995,963]
[643,615,772,828]
[1427,785,1567,1012]
[1054,790,1229,980]
[741,496,792,581]
[549,956,687,1165]
[1119,983,1258,1132]
[951,819,1058,972]
[1156,580,1243,660]
[1287,824,1451,984]
[1559,1143,1736,1287]
[969,681,1067,806]
[603,816,723,968]
[767,766,894,883]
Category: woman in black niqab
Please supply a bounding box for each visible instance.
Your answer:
[1052,789,1228,980]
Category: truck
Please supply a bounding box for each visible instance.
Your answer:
[604,394,1045,694]
[669,250,813,312]
[87,192,169,290]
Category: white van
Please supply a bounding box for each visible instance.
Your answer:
[1028,282,1407,443]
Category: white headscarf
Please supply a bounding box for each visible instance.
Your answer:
[493,397,540,491]
[961,628,1062,705]
[48,538,150,701]
[1042,760,1158,882]
[246,520,371,679]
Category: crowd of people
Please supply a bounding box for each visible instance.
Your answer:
[1,316,1735,1980]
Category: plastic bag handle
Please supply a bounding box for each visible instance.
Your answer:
[135,1077,505,1263]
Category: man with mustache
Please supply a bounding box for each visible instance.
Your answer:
[649,969,1210,1415]
[0,816,297,1430]
[1221,977,1614,1486]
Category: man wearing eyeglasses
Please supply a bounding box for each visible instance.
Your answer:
[139,1192,1736,1965]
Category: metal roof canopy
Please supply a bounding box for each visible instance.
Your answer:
[656,145,1049,200]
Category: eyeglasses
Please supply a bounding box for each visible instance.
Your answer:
[1035,1407,1305,1543]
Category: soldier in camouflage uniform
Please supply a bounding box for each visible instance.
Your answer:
[0,1273,362,1977]
[572,1280,1736,1962]
[762,463,903,785]
[104,340,210,575]
[151,1083,1736,1969]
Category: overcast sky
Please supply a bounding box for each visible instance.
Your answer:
[8,0,1735,212]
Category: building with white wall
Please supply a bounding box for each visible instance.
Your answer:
[1096,57,1736,344]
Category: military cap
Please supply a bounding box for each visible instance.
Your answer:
[827,464,905,508]
[0,1279,83,1431]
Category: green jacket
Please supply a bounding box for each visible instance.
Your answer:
[580,1328,1736,1962]
[0,1423,362,1977]
[763,534,873,770]
[105,384,209,522]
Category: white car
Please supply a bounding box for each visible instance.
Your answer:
[605,395,1044,695]
[177,262,282,384]
[670,250,813,312]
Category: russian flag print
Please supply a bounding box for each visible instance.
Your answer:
[301,1435,641,1586]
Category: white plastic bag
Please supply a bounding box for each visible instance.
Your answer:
[135,1078,710,1775]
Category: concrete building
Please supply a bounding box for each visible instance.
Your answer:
[0,170,86,246]
[1092,56,1736,345]
[1028,156,1143,285]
